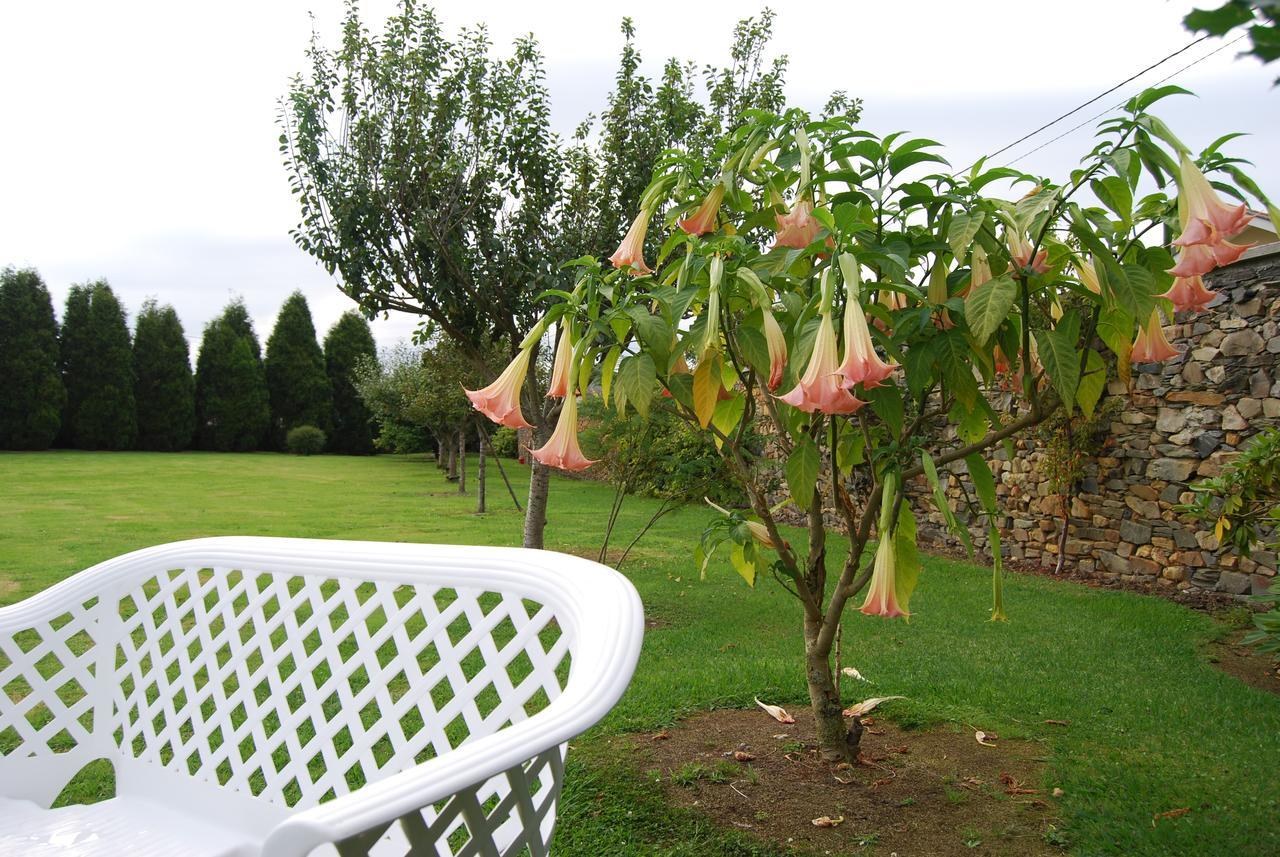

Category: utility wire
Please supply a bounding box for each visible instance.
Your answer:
[983,34,1211,164]
[1002,33,1248,167]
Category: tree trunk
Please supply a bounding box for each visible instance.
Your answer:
[457,429,466,494]
[805,614,860,764]
[476,422,486,513]
[522,423,551,549]
[446,437,458,480]
[435,438,444,468]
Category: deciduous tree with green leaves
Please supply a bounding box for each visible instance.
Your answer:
[468,86,1271,763]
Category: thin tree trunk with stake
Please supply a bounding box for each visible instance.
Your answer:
[476,422,486,513]
[457,429,466,494]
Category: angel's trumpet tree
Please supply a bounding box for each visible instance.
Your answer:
[466,92,1263,766]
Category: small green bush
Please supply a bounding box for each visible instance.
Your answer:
[579,398,743,504]
[286,425,327,456]
[490,426,518,457]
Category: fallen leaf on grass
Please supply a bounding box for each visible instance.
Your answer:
[870,776,894,789]
[999,772,1038,795]
[844,696,905,717]
[732,750,756,762]
[811,815,845,828]
[1043,719,1071,726]
[1052,787,1065,798]
[755,698,796,724]
[887,745,909,754]
[1152,807,1191,826]
[975,730,997,747]
[651,730,670,741]
[841,666,870,682]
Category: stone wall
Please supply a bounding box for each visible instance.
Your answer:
[914,247,1280,598]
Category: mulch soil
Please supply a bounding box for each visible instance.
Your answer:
[622,708,1064,856]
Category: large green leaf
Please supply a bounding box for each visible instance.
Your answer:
[786,438,820,506]
[1034,311,1082,410]
[1091,175,1133,226]
[948,211,985,259]
[1076,349,1107,418]
[964,273,1017,344]
[866,384,904,436]
[965,453,998,515]
[894,507,921,614]
[615,353,656,418]
[936,330,979,407]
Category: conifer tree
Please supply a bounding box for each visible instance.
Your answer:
[60,281,136,449]
[265,291,331,448]
[134,300,195,451]
[0,267,65,449]
[324,310,378,455]
[194,300,270,451]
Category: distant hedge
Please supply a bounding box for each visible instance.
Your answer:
[0,266,379,454]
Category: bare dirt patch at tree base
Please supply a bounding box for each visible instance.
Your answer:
[1207,634,1280,696]
[624,708,1063,856]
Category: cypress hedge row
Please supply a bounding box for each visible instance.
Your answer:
[0,266,378,453]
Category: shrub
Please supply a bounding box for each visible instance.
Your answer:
[286,425,327,455]
[134,301,195,451]
[324,311,378,454]
[59,281,137,450]
[195,301,270,451]
[266,291,332,449]
[0,267,65,449]
[490,426,518,457]
[579,397,743,504]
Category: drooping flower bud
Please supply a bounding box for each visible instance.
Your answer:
[1007,229,1049,275]
[465,346,534,430]
[1131,309,1180,363]
[530,392,598,472]
[1161,269,1219,313]
[762,309,788,391]
[545,324,574,398]
[679,183,726,236]
[778,313,865,414]
[609,209,654,275]
[1074,258,1101,294]
[773,196,821,250]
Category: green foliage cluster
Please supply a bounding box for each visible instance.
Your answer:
[0,267,65,448]
[1184,427,1280,660]
[195,301,270,452]
[324,311,379,454]
[1034,395,1123,494]
[1185,1,1280,84]
[285,425,327,456]
[59,281,136,450]
[489,427,518,458]
[579,397,742,504]
[133,300,195,451]
[266,291,332,448]
[0,266,379,455]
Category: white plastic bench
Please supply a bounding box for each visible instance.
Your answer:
[0,537,644,856]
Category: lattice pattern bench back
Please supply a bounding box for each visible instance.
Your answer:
[110,563,571,810]
[2,539,643,857]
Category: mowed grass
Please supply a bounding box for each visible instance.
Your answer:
[2,450,1279,855]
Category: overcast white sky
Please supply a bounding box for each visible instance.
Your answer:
[1,1,1275,355]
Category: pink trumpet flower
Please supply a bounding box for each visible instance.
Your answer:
[465,346,534,430]
[546,327,574,398]
[778,313,866,414]
[679,184,726,236]
[1167,241,1249,277]
[1131,309,1180,363]
[860,535,907,619]
[530,392,598,472]
[1161,271,1219,313]
[1007,230,1049,275]
[762,310,788,391]
[1173,154,1252,244]
[773,196,822,250]
[609,209,654,275]
[838,298,896,389]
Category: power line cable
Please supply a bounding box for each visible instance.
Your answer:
[982,34,1212,163]
[1001,33,1248,167]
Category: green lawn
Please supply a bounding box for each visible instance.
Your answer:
[2,450,1278,855]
